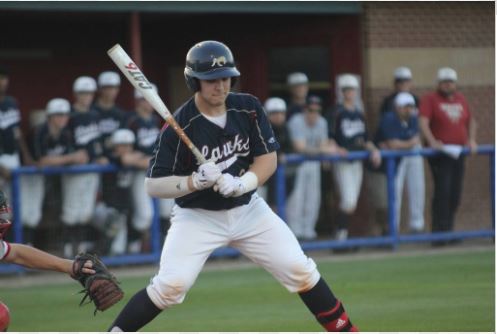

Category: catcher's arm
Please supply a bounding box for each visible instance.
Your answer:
[4,243,95,276]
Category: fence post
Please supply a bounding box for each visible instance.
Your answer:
[490,153,495,229]
[276,163,286,221]
[151,198,161,258]
[386,157,398,249]
[10,171,23,244]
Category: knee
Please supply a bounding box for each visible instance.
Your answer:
[281,257,320,293]
[147,275,195,309]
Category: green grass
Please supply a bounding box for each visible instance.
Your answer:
[0,249,494,331]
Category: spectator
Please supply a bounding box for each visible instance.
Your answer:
[286,72,309,121]
[0,66,35,207]
[419,67,477,239]
[94,71,127,157]
[330,74,381,241]
[25,98,88,246]
[287,95,338,240]
[62,76,103,257]
[263,97,295,210]
[101,129,148,255]
[127,85,162,253]
[379,67,420,114]
[376,92,425,233]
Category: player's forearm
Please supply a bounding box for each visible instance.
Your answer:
[6,244,72,274]
[419,116,439,146]
[248,151,277,185]
[145,176,194,199]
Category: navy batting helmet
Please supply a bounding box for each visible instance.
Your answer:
[184,40,240,92]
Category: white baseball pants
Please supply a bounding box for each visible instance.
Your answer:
[146,194,321,310]
[131,170,153,232]
[395,155,425,231]
[286,161,321,239]
[61,173,99,225]
[333,161,363,213]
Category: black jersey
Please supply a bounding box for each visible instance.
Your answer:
[148,92,279,210]
[68,108,103,161]
[32,123,74,160]
[93,103,127,155]
[102,155,133,214]
[330,104,368,151]
[127,114,161,156]
[0,96,21,155]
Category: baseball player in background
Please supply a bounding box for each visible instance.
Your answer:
[62,76,103,257]
[376,92,425,233]
[100,129,148,255]
[94,71,127,158]
[23,98,88,246]
[127,84,165,253]
[263,97,296,210]
[0,66,35,229]
[328,74,381,241]
[286,72,309,121]
[108,41,358,332]
[287,95,339,240]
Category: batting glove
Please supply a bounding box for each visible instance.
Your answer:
[215,173,245,198]
[191,161,222,190]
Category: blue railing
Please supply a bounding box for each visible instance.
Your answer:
[276,144,495,250]
[1,145,495,274]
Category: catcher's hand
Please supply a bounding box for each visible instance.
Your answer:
[72,253,124,314]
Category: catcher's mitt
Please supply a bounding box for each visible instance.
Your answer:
[72,253,124,315]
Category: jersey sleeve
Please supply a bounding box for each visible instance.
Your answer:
[378,114,398,141]
[250,99,280,156]
[147,125,189,178]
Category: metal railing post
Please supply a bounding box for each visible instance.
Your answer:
[385,157,398,249]
[490,153,495,229]
[276,163,286,221]
[151,198,161,259]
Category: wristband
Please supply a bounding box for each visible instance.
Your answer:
[239,171,258,194]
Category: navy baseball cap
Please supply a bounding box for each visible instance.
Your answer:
[306,95,322,108]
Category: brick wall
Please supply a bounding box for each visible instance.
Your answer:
[357,2,495,233]
[363,2,494,48]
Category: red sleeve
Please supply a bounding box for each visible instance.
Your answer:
[419,93,433,119]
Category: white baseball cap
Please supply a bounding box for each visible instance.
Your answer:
[111,129,135,145]
[287,72,309,86]
[46,98,71,115]
[135,83,158,99]
[264,97,287,113]
[437,67,457,81]
[338,74,359,89]
[394,66,412,80]
[73,76,97,93]
[394,92,416,107]
[98,71,121,87]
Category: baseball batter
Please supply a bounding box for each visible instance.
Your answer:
[109,41,358,332]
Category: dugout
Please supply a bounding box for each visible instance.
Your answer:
[0,2,493,249]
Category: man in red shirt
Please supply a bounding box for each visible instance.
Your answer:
[419,67,478,239]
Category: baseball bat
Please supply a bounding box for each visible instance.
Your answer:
[107,44,206,164]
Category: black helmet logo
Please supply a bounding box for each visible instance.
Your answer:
[211,56,227,68]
